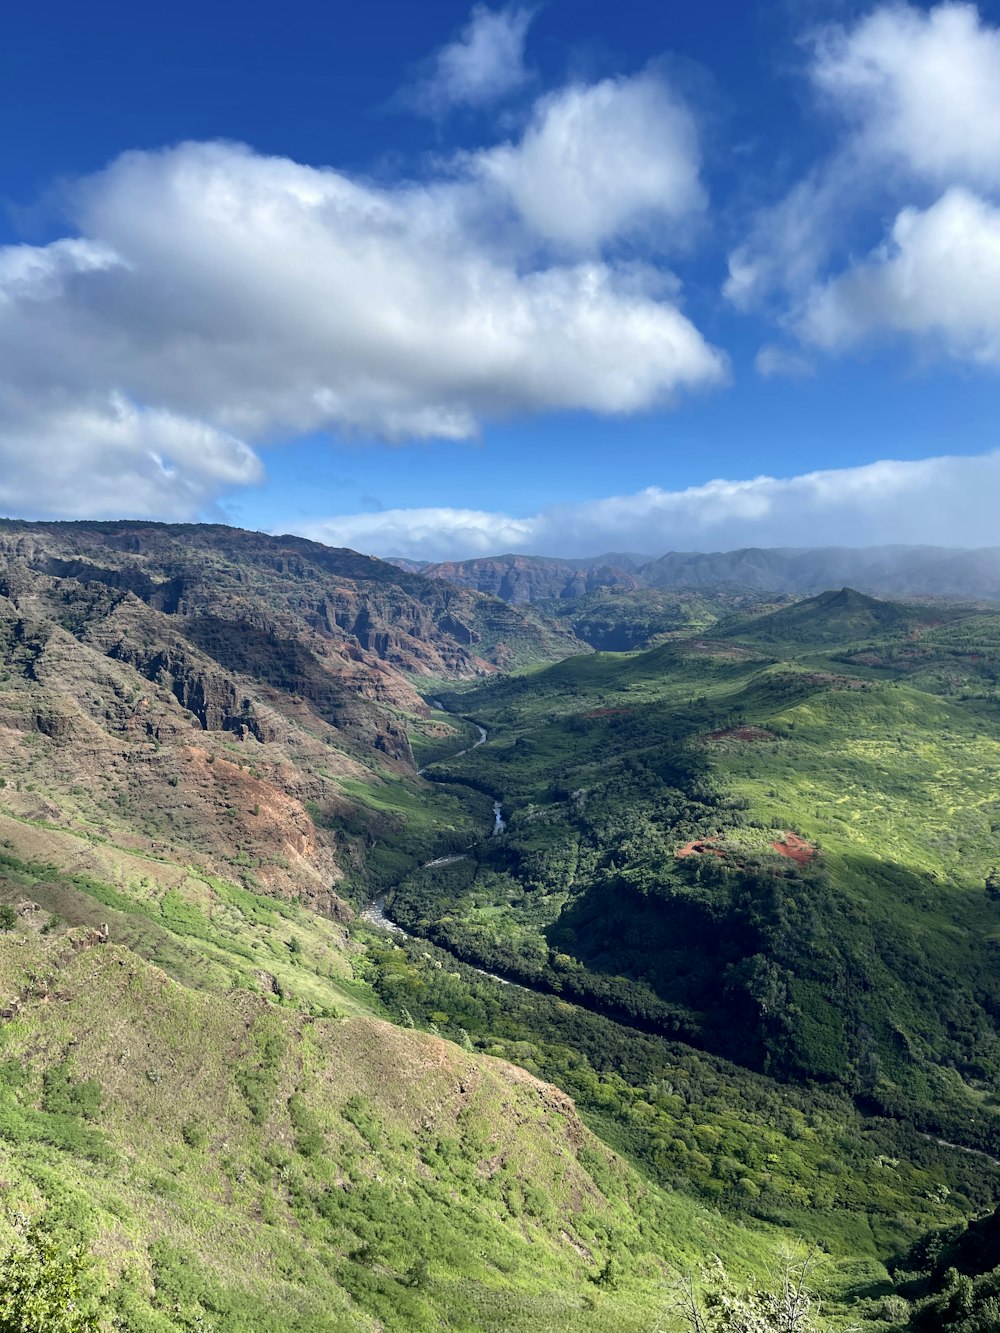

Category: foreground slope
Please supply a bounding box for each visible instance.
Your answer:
[0,917,737,1331]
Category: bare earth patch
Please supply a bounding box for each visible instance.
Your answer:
[771,832,816,864]
[676,839,726,860]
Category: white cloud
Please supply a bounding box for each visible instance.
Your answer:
[479,74,706,251]
[406,4,534,115]
[732,3,1000,372]
[813,1,1000,188]
[0,125,725,519]
[306,507,537,559]
[296,450,1000,561]
[0,392,261,520]
[800,187,1000,359]
[0,237,122,303]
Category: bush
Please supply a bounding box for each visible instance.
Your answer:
[0,1218,101,1332]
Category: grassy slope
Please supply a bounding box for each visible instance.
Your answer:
[0,813,803,1331]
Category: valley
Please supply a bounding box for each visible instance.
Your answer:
[1,525,1000,1329]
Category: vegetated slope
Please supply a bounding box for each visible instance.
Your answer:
[0,805,988,1333]
[5,529,1000,1328]
[0,897,735,1331]
[540,588,793,651]
[0,520,806,1331]
[715,586,926,648]
[891,1203,1000,1330]
[411,592,1000,1164]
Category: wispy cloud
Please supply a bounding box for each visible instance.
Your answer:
[402,4,535,116]
[295,450,1000,561]
[754,345,815,379]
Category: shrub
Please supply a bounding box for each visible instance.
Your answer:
[0,1218,101,1332]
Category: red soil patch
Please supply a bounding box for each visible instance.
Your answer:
[771,832,816,864]
[704,726,776,743]
[585,707,634,719]
[676,839,726,859]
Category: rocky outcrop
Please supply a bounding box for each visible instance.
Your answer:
[0,521,582,676]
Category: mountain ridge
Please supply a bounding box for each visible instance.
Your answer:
[386,544,1000,603]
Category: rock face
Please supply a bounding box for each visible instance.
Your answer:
[0,521,580,677]
[0,521,582,911]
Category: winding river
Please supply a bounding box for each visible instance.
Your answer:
[360,711,514,984]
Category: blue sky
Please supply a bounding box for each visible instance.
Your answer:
[2,0,1000,558]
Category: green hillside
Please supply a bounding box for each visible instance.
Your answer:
[367,593,1000,1322]
[0,835,777,1332]
[716,586,930,649]
[417,617,1000,1118]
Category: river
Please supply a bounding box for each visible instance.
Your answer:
[365,711,504,922]
[360,712,520,986]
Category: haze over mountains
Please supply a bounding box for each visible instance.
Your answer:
[390,545,1000,603]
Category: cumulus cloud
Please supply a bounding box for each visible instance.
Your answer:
[479,74,706,251]
[405,4,534,115]
[0,393,261,520]
[813,1,1000,188]
[296,450,1000,561]
[733,2,1000,371]
[800,187,1000,359]
[0,106,724,519]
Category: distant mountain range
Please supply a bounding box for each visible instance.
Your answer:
[387,546,1000,603]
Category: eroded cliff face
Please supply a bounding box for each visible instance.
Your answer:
[0,521,582,677]
[0,588,353,905]
[0,524,582,914]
